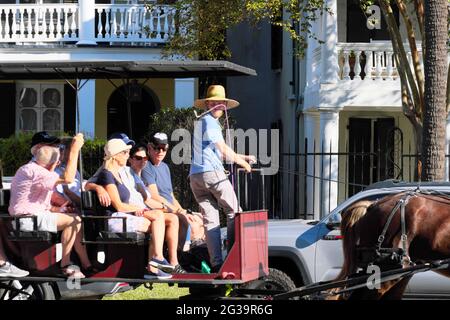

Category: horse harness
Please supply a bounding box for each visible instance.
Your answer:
[357,191,416,270]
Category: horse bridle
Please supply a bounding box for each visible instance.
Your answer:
[376,191,416,266]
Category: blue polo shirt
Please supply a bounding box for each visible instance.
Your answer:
[189,114,225,175]
[141,161,174,204]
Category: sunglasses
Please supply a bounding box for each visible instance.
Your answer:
[132,155,148,161]
[151,144,168,152]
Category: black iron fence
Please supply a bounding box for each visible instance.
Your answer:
[81,139,450,221]
[236,139,450,220]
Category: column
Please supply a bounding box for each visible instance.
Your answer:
[174,78,195,108]
[319,110,339,218]
[76,80,95,139]
[321,0,339,84]
[304,11,322,89]
[304,112,321,220]
[76,0,97,46]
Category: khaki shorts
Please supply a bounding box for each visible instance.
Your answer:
[13,212,58,233]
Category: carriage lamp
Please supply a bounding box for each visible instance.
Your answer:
[129,79,142,102]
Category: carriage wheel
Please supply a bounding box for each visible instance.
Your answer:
[0,281,56,300]
[237,268,297,299]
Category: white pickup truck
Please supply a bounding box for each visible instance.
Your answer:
[246,180,450,299]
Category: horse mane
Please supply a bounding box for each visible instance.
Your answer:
[335,200,374,281]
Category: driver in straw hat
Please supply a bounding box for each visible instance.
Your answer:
[189,85,256,272]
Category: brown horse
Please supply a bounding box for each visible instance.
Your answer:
[334,191,450,300]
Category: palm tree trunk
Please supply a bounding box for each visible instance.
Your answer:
[421,0,448,181]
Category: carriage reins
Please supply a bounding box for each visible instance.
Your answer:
[375,191,416,267]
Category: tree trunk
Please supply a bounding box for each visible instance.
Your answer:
[421,0,448,181]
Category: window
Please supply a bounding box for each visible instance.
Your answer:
[16,83,64,135]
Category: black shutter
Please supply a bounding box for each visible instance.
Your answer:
[64,84,76,135]
[0,83,15,138]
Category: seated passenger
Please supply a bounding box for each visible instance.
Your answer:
[141,133,206,251]
[55,138,82,210]
[8,134,93,278]
[85,133,136,208]
[30,131,70,208]
[126,143,186,273]
[94,138,176,279]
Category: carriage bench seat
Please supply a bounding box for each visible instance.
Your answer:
[81,190,149,245]
[98,231,148,244]
[82,214,149,245]
[0,214,57,243]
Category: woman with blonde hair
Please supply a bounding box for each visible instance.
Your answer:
[96,139,175,279]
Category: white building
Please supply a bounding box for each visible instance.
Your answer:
[0,0,196,141]
[227,0,449,219]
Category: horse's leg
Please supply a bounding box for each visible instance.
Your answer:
[379,277,411,300]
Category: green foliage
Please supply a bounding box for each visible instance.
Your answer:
[155,0,329,60]
[0,133,106,179]
[0,132,34,176]
[80,137,107,179]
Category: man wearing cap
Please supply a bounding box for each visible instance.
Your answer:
[30,131,76,209]
[141,132,204,251]
[189,85,256,272]
[30,131,61,157]
[9,133,94,278]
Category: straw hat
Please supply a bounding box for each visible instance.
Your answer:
[104,139,132,160]
[194,85,239,110]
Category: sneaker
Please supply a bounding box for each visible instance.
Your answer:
[0,262,29,278]
[149,258,175,274]
[173,264,187,274]
[144,269,172,280]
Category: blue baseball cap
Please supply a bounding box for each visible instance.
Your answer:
[109,132,135,146]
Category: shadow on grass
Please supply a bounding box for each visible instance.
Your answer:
[103,283,190,300]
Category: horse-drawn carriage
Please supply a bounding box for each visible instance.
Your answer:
[0,60,270,300]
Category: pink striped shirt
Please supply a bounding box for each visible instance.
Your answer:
[9,161,59,216]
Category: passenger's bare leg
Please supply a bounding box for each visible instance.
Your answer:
[143,210,166,273]
[56,213,81,268]
[186,214,205,241]
[163,213,179,266]
[69,215,92,269]
[174,213,189,250]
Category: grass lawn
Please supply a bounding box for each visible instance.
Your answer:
[102,283,190,300]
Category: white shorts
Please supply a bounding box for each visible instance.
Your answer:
[13,212,58,233]
[108,212,147,233]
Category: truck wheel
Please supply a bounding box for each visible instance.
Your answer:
[238,268,296,299]
[0,281,56,300]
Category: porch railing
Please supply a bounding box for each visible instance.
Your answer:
[0,3,176,44]
[336,42,424,81]
[0,4,79,42]
[95,4,176,43]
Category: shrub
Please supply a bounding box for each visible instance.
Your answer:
[0,133,106,179]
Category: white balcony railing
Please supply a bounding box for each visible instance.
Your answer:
[0,4,79,42]
[0,3,176,44]
[95,4,176,43]
[337,42,424,81]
